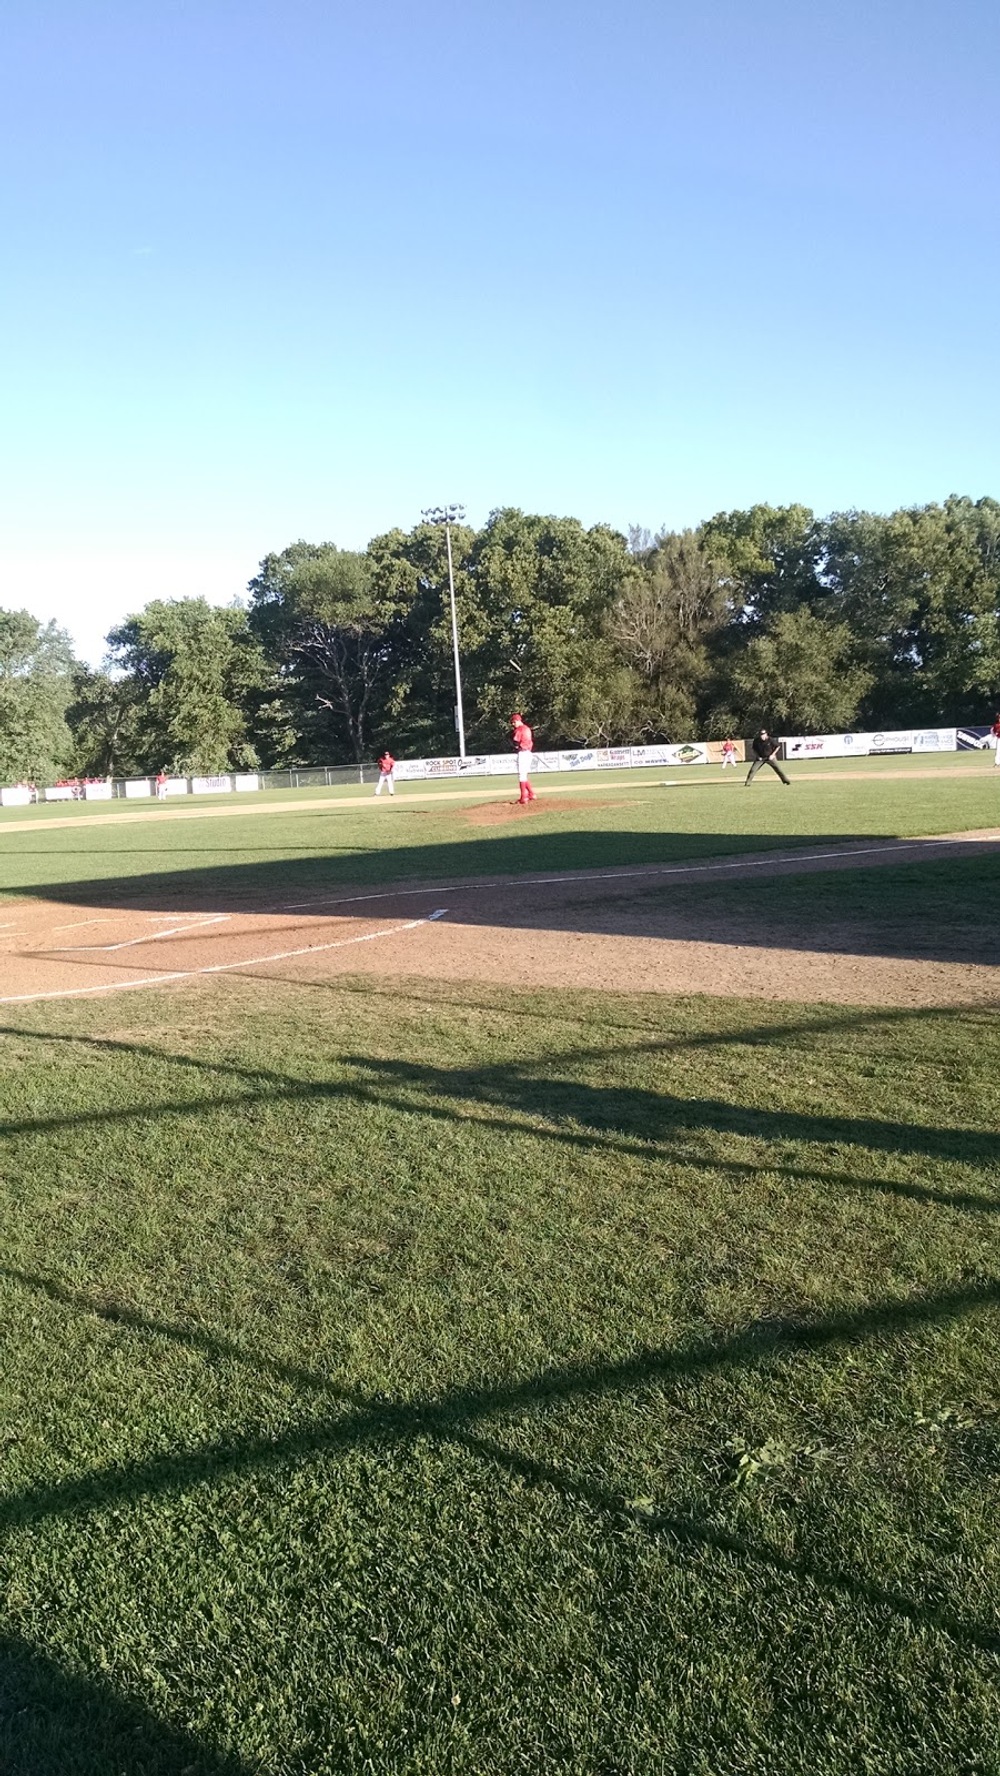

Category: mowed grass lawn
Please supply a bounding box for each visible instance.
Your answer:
[0,752,997,909]
[0,767,997,1773]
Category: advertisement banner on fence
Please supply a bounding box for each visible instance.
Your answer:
[664,742,708,766]
[867,730,913,755]
[0,786,33,806]
[83,781,113,800]
[704,740,746,764]
[957,726,992,751]
[912,728,956,752]
[191,775,232,794]
[456,755,490,776]
[628,745,675,767]
[165,777,189,796]
[784,734,869,760]
[234,774,260,792]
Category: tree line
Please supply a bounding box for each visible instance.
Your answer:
[3,495,999,783]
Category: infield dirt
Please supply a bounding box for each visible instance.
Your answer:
[3,831,998,1010]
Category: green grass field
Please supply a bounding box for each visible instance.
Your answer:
[0,758,998,1774]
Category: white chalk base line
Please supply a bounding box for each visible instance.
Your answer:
[278,833,996,914]
[0,911,449,1008]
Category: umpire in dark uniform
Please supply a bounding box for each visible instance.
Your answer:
[745,728,791,785]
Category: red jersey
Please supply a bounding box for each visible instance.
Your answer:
[513,723,533,752]
[378,753,395,773]
[991,721,1000,739]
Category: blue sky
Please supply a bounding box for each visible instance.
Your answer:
[2,0,998,661]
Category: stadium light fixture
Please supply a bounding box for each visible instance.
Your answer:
[421,504,467,759]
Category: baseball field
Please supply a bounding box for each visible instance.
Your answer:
[0,751,998,1775]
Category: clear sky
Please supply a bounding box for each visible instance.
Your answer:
[3,0,999,662]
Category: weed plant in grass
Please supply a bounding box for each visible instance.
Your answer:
[0,962,998,1773]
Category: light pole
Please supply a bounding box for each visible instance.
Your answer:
[421,503,467,760]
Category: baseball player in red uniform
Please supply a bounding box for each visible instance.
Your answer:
[512,713,536,803]
[991,714,1000,767]
[374,749,396,796]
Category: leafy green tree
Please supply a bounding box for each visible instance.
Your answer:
[364,522,479,756]
[725,607,872,733]
[462,509,637,747]
[609,529,731,738]
[249,542,411,763]
[701,503,819,627]
[66,667,142,778]
[106,599,267,773]
[0,609,75,783]
[821,497,1000,724]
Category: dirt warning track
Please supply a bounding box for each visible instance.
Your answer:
[1,831,998,1010]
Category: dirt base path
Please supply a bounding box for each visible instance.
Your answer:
[1,831,997,1011]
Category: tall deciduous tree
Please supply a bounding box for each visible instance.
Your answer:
[726,607,872,733]
[106,599,266,773]
[365,521,479,756]
[822,497,1000,724]
[463,509,637,746]
[248,542,405,763]
[609,529,730,737]
[0,609,75,783]
[66,667,141,778]
[701,503,820,627]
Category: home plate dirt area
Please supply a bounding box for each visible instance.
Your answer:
[2,831,998,1010]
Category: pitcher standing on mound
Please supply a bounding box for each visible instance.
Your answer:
[512,713,536,803]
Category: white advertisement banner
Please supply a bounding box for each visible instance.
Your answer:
[455,756,491,776]
[164,777,189,796]
[867,730,913,755]
[912,727,956,752]
[83,781,113,800]
[557,749,598,769]
[234,774,260,792]
[45,785,79,800]
[191,775,232,794]
[784,734,870,760]
[124,779,152,798]
[629,745,676,767]
[1,786,33,806]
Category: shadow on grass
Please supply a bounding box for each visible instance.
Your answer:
[4,826,1000,966]
[0,1626,252,1775]
[1,1009,997,1211]
[4,1264,1000,1657]
[346,1055,1000,1171]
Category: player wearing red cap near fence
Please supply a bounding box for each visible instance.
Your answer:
[512,713,536,804]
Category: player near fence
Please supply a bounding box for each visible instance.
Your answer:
[374,750,396,797]
[720,737,738,769]
[745,729,791,786]
[512,713,536,803]
[991,713,1000,767]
